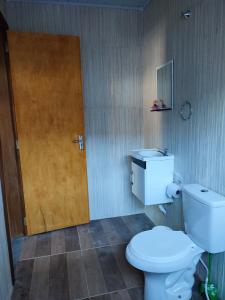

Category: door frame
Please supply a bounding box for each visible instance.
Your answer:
[0,138,15,283]
[0,10,15,282]
[0,11,26,237]
[0,9,26,281]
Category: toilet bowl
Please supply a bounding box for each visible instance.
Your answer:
[126,226,204,300]
[126,183,225,299]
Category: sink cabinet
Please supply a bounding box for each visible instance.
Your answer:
[130,150,174,205]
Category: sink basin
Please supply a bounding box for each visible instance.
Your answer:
[130,149,173,161]
[138,149,164,158]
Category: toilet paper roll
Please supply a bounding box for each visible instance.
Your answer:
[166,183,181,199]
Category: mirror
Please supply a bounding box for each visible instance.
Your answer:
[151,60,174,111]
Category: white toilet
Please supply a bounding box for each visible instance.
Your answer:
[126,184,225,300]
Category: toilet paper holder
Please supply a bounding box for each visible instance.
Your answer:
[167,183,182,199]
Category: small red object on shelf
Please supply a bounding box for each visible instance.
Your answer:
[151,99,169,111]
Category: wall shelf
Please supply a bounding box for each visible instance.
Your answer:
[150,108,172,112]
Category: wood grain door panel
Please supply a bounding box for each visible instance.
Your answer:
[8,31,90,235]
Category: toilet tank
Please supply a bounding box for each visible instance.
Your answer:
[183,184,225,253]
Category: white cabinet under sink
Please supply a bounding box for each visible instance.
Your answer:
[130,149,174,205]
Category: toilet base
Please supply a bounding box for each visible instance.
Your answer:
[144,254,201,300]
[144,272,191,300]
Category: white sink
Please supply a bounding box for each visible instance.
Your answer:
[131,149,173,161]
[130,148,174,205]
[138,149,163,157]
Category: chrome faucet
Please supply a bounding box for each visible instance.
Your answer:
[157,148,168,156]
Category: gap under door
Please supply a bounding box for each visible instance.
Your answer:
[7,31,90,235]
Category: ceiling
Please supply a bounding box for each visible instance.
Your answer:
[7,0,151,10]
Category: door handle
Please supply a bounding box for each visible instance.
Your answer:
[72,135,84,150]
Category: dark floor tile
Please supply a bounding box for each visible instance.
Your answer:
[110,217,133,243]
[51,230,66,255]
[20,235,37,260]
[96,246,126,292]
[35,232,51,257]
[77,223,90,232]
[83,248,107,296]
[77,223,94,250]
[90,295,111,300]
[11,259,34,300]
[49,253,69,300]
[122,214,154,235]
[127,287,144,300]
[29,256,50,300]
[111,244,143,288]
[110,290,132,300]
[12,214,206,300]
[101,218,124,245]
[89,220,109,247]
[67,251,88,299]
[65,226,80,252]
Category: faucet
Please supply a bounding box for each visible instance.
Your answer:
[157,148,168,156]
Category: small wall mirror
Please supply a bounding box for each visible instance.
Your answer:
[151,60,174,111]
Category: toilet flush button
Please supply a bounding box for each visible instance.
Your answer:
[201,189,209,193]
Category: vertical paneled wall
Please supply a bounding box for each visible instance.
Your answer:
[0,182,12,300]
[143,0,225,298]
[6,3,144,220]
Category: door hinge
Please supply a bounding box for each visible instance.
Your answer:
[23,217,27,226]
[16,140,19,150]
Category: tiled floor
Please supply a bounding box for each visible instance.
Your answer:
[12,214,205,300]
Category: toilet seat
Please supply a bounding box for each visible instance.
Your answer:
[126,226,204,273]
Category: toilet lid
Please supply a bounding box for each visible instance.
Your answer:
[129,227,196,263]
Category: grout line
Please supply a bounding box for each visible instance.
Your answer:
[77,230,90,298]
[77,227,82,252]
[18,241,128,262]
[80,285,143,299]
[91,246,108,298]
[82,258,90,299]
[6,0,144,11]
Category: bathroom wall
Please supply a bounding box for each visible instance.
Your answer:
[6,2,144,220]
[143,0,225,298]
[0,181,13,300]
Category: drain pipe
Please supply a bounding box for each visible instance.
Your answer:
[199,257,210,300]
[200,254,218,300]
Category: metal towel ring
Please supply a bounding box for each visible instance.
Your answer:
[180,101,192,120]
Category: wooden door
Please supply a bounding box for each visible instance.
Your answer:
[7,31,90,235]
